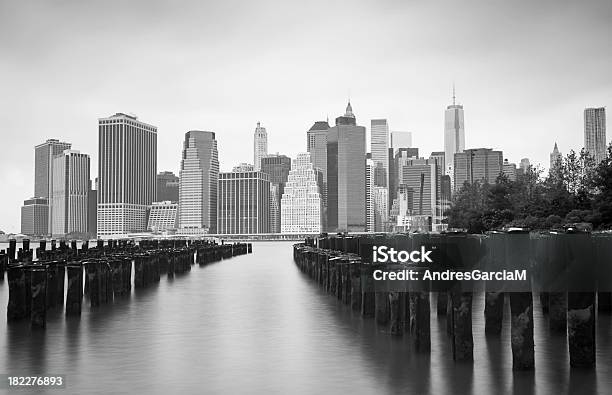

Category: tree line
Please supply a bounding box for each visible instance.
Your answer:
[446,144,612,233]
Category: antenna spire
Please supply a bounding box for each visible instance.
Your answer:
[452,83,456,105]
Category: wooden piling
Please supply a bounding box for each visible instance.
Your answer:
[509,292,535,370]
[484,292,504,335]
[450,291,473,361]
[568,292,596,367]
[30,267,47,329]
[409,292,431,350]
[66,264,83,315]
[7,265,27,320]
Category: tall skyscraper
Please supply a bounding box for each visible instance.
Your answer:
[281,152,322,233]
[307,120,330,230]
[550,142,562,172]
[97,113,157,237]
[34,138,72,234]
[454,148,503,188]
[519,158,531,174]
[444,88,465,191]
[327,102,366,232]
[51,150,90,237]
[253,122,268,171]
[156,171,179,202]
[371,119,389,187]
[178,131,219,234]
[218,170,270,234]
[389,147,420,213]
[21,198,48,237]
[400,158,438,218]
[390,131,412,150]
[261,154,292,233]
[366,158,375,232]
[584,107,607,164]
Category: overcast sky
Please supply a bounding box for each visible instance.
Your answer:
[1,0,611,233]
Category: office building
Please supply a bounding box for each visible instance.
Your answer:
[444,88,465,191]
[148,201,178,232]
[584,107,606,163]
[366,158,375,232]
[502,159,517,181]
[373,186,388,232]
[281,152,322,233]
[218,170,270,234]
[178,131,219,234]
[253,122,268,171]
[34,138,72,234]
[371,119,389,187]
[306,121,330,217]
[21,198,48,237]
[51,150,90,237]
[390,147,420,213]
[233,163,254,172]
[327,102,366,232]
[157,171,179,202]
[261,154,291,233]
[454,148,503,188]
[519,158,531,174]
[97,113,157,237]
[88,184,97,237]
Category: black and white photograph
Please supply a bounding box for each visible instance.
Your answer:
[1,0,612,394]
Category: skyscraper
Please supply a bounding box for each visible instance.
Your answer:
[156,171,179,202]
[307,120,330,230]
[371,119,389,187]
[97,113,157,237]
[218,170,270,234]
[584,107,607,163]
[253,122,268,171]
[34,138,72,234]
[261,154,292,233]
[51,150,90,237]
[550,142,562,172]
[178,131,219,234]
[519,158,531,174]
[21,198,48,237]
[444,88,465,191]
[454,148,503,188]
[390,131,412,150]
[281,152,322,233]
[366,158,375,232]
[327,102,366,232]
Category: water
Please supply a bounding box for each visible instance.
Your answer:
[0,241,611,394]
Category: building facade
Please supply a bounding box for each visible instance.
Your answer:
[97,113,157,237]
[454,148,503,188]
[261,154,291,233]
[217,171,270,234]
[584,107,606,164]
[281,152,322,233]
[390,131,412,150]
[253,122,268,171]
[178,131,219,234]
[371,119,389,187]
[34,138,72,234]
[502,159,517,181]
[327,102,366,232]
[148,201,178,232]
[51,150,90,237]
[444,91,465,191]
[550,142,562,172]
[156,171,179,202]
[21,198,49,237]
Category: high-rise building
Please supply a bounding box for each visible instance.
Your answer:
[50,150,90,237]
[218,170,270,234]
[261,154,292,233]
[519,158,531,174]
[233,163,254,172]
[34,138,72,234]
[327,102,366,232]
[371,119,389,187]
[148,201,178,232]
[390,147,420,212]
[550,142,562,172]
[281,152,322,233]
[454,148,503,189]
[253,122,268,171]
[21,198,48,237]
[502,159,517,181]
[444,88,465,191]
[390,131,412,150]
[87,184,97,238]
[97,113,157,237]
[366,158,375,232]
[306,121,330,223]
[584,107,607,164]
[156,171,179,202]
[400,158,438,218]
[177,131,219,234]
[373,186,388,232]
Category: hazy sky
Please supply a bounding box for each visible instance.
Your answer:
[1,0,611,233]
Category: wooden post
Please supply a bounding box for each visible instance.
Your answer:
[409,292,431,350]
[568,292,595,367]
[7,265,27,320]
[510,292,535,370]
[485,292,504,335]
[66,264,83,315]
[450,291,473,361]
[30,267,47,329]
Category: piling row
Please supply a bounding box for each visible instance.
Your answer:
[294,230,612,370]
[3,238,252,329]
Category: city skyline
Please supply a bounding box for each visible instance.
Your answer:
[2,0,612,232]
